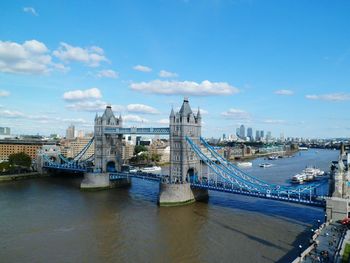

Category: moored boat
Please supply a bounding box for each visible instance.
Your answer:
[259,163,273,168]
[237,162,252,168]
[141,166,162,173]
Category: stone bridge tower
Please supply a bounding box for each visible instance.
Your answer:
[94,105,123,173]
[81,105,129,190]
[158,98,208,206]
[169,97,202,183]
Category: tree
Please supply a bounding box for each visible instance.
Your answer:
[134,145,148,155]
[8,152,32,168]
[0,161,10,172]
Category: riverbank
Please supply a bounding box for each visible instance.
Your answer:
[292,221,348,262]
[231,149,299,161]
[0,172,47,182]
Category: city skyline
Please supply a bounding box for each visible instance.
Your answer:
[1,1,350,138]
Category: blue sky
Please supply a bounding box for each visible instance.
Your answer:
[0,0,349,138]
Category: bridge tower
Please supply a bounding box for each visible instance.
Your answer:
[158,98,208,206]
[81,105,130,190]
[94,106,123,173]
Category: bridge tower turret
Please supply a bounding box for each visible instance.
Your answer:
[159,97,208,206]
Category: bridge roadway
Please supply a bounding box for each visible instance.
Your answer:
[109,172,326,207]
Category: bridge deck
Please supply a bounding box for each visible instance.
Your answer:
[109,172,326,207]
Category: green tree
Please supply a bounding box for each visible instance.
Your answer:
[8,152,32,168]
[134,145,148,155]
[0,161,10,172]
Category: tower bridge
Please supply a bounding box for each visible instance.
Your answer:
[38,98,335,211]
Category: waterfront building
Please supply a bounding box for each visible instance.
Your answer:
[122,142,135,161]
[66,125,75,140]
[59,136,94,159]
[0,138,56,162]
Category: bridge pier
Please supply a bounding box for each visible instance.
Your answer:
[158,183,208,206]
[80,172,130,190]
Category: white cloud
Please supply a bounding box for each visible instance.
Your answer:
[193,109,208,115]
[221,108,250,120]
[0,40,52,74]
[63,88,102,101]
[262,119,286,124]
[0,90,10,97]
[130,80,239,96]
[156,119,169,125]
[133,65,152,72]
[53,42,108,67]
[97,69,118,78]
[274,89,294,96]
[0,109,25,118]
[61,118,88,124]
[23,7,38,16]
[159,70,178,78]
[305,93,350,102]
[66,100,124,112]
[126,104,159,114]
[123,114,149,123]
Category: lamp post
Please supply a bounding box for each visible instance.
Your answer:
[324,213,328,223]
[299,244,303,258]
[317,219,321,228]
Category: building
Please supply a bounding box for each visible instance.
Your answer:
[66,125,75,139]
[247,127,253,141]
[60,136,94,159]
[0,138,56,162]
[0,127,10,136]
[239,125,245,139]
[266,131,272,141]
[255,130,260,141]
[122,142,135,161]
[77,130,85,138]
[260,130,265,140]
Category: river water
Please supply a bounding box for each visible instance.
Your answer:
[0,149,338,263]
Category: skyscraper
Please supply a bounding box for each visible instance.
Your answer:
[247,127,253,141]
[255,130,260,141]
[66,124,75,140]
[266,131,272,141]
[239,124,245,139]
[260,130,264,140]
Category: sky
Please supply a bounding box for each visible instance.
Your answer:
[0,0,349,139]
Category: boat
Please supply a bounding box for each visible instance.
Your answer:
[291,167,325,183]
[299,147,309,151]
[259,163,273,168]
[237,162,252,168]
[268,155,279,160]
[303,167,325,177]
[141,166,162,173]
[292,173,307,184]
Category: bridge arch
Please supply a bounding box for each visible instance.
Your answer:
[186,167,197,182]
[106,161,116,172]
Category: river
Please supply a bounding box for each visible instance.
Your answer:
[0,149,338,262]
